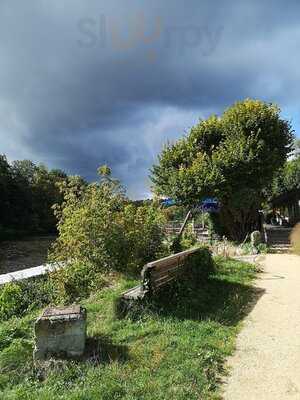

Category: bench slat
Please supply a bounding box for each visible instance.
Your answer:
[152,275,175,289]
[148,258,179,270]
[151,265,182,276]
[151,268,179,280]
[146,247,198,269]
[121,247,202,300]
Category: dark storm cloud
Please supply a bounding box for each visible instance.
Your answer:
[1,0,300,197]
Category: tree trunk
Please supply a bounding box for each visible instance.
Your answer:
[219,205,260,242]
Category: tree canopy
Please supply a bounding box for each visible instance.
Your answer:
[151,99,294,240]
[0,155,70,238]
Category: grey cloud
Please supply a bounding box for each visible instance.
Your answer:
[0,0,300,198]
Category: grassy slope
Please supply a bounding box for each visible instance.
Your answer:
[0,257,257,400]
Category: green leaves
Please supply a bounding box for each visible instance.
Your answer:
[0,155,71,236]
[272,157,300,196]
[0,283,23,320]
[151,99,294,240]
[49,168,167,301]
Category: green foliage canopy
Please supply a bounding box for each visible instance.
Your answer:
[0,156,69,237]
[151,99,294,240]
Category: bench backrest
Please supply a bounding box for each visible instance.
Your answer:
[141,247,199,293]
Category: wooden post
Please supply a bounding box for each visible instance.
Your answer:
[178,209,192,238]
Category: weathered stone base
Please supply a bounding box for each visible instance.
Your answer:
[34,305,86,361]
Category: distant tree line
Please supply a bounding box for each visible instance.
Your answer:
[0,155,76,239]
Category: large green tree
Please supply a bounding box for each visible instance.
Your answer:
[151,99,294,241]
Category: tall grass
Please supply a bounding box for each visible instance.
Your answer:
[0,257,258,400]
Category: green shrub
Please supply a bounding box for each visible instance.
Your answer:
[170,235,182,253]
[0,277,55,320]
[118,203,167,272]
[49,171,126,272]
[0,316,32,352]
[240,242,254,255]
[0,283,23,320]
[256,243,268,254]
[185,247,215,283]
[180,224,198,250]
[49,167,167,301]
[169,225,198,253]
[240,241,268,255]
[51,261,108,303]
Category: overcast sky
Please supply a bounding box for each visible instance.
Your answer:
[1,1,300,198]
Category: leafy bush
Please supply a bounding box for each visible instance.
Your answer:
[49,171,126,271]
[240,240,268,255]
[185,247,215,283]
[256,243,268,254]
[0,283,23,320]
[0,316,32,353]
[50,261,109,303]
[119,203,167,272]
[180,224,198,250]
[0,277,55,320]
[49,166,167,301]
[169,224,198,253]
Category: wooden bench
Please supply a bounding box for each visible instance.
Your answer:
[120,247,201,304]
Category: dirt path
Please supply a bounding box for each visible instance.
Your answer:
[223,253,300,399]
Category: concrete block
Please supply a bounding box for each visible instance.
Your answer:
[34,305,86,361]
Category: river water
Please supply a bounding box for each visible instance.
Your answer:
[0,236,55,274]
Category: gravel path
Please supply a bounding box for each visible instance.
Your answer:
[223,253,300,400]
